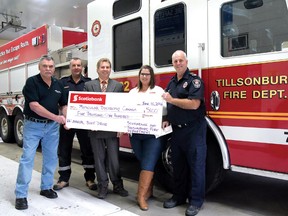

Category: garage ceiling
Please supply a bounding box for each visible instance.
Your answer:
[0,0,94,41]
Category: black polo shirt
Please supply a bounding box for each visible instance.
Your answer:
[60,75,91,99]
[166,68,206,125]
[22,73,67,119]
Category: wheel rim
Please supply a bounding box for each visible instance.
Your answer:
[162,145,173,176]
[1,117,8,137]
[16,118,24,141]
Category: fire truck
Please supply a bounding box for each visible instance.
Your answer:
[0,24,87,147]
[87,0,288,191]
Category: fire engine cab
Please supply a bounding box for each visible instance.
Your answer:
[87,0,288,191]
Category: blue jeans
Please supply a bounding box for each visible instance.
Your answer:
[130,134,163,171]
[15,119,60,198]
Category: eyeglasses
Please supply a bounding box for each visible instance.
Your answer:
[140,73,151,77]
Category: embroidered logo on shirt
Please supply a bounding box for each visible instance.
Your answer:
[192,79,201,88]
[183,81,188,88]
[55,90,61,94]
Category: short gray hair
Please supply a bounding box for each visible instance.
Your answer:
[172,50,187,60]
[70,57,82,66]
[39,55,55,64]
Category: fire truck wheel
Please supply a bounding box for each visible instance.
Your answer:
[14,113,24,147]
[0,113,15,143]
[154,156,173,193]
[205,130,226,194]
[155,131,226,194]
[154,136,173,192]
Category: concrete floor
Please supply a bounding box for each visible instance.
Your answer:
[1,140,288,216]
[0,142,185,216]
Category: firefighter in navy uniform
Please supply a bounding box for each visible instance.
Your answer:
[53,57,97,191]
[162,50,207,216]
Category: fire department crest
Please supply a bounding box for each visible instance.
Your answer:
[183,81,188,88]
[192,79,201,88]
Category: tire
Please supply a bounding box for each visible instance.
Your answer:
[0,113,15,143]
[205,129,226,193]
[154,136,173,192]
[156,130,225,194]
[14,113,24,147]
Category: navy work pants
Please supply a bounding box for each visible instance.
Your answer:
[170,118,207,207]
[57,126,95,182]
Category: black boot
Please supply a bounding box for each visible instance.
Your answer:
[113,180,128,197]
[15,198,28,210]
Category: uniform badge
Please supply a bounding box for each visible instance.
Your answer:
[183,81,188,88]
[193,79,201,88]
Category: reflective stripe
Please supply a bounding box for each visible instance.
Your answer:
[83,165,94,169]
[58,166,71,171]
[220,126,288,145]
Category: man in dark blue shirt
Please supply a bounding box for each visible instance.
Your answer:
[53,57,97,191]
[15,55,67,210]
[162,50,207,216]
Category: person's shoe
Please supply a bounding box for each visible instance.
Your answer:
[113,185,128,197]
[53,181,69,191]
[15,198,28,210]
[40,189,58,199]
[185,205,200,216]
[163,197,186,208]
[96,186,108,199]
[86,180,97,191]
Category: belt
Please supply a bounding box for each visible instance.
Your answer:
[25,116,53,124]
[174,122,193,128]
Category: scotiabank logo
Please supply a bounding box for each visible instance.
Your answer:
[70,93,106,105]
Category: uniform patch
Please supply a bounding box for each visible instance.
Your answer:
[192,79,201,88]
[183,81,188,88]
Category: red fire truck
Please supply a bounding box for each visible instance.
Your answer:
[0,24,87,147]
[87,0,288,191]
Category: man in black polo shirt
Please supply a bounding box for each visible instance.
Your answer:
[15,55,67,210]
[53,57,97,191]
[162,50,207,216]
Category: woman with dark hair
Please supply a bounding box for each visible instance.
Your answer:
[129,65,167,211]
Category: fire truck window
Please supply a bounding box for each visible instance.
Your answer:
[221,0,288,57]
[113,0,141,19]
[154,3,186,66]
[113,18,142,72]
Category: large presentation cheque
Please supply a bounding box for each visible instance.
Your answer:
[66,91,165,135]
